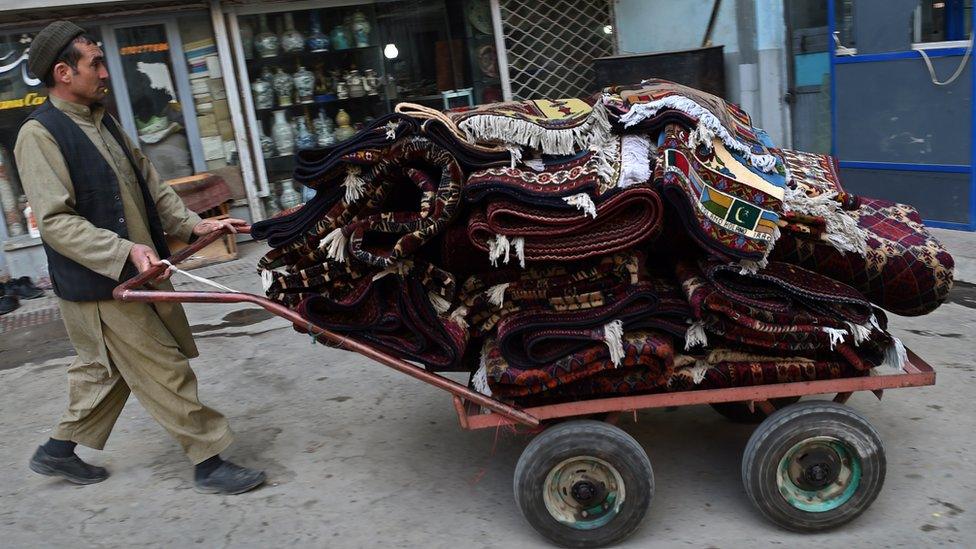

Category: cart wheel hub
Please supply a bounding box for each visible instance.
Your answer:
[543,455,625,530]
[571,480,597,502]
[776,436,862,512]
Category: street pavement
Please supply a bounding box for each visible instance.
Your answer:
[0,240,973,548]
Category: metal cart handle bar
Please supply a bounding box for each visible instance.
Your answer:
[112,226,540,428]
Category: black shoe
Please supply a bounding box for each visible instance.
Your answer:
[194,461,266,495]
[5,277,44,299]
[0,294,19,315]
[28,446,108,485]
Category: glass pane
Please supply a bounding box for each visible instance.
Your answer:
[115,24,194,180]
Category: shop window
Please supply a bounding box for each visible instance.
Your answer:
[913,0,973,45]
[232,0,499,216]
[115,24,196,181]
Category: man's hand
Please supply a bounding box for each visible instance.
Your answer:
[128,243,171,281]
[193,217,247,236]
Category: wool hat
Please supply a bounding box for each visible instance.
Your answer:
[28,20,87,81]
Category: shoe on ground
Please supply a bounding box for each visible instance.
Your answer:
[28,446,108,485]
[0,293,20,315]
[194,461,266,495]
[5,277,45,299]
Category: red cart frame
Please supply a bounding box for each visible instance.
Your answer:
[114,227,936,432]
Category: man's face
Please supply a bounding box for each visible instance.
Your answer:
[55,41,110,104]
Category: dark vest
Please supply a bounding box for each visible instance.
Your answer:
[26,100,171,301]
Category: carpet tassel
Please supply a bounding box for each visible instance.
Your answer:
[562,192,597,219]
[684,321,708,350]
[473,345,492,397]
[486,283,510,308]
[822,327,847,350]
[603,320,625,368]
[343,166,365,204]
[319,227,348,262]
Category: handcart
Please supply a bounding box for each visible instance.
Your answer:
[115,227,936,548]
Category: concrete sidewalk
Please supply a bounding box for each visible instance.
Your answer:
[0,240,973,548]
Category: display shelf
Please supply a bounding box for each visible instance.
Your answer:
[254,94,383,114]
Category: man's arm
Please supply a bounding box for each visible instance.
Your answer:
[14,120,135,280]
[116,122,202,243]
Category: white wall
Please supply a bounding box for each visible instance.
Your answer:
[616,0,739,56]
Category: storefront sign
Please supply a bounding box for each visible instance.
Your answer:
[0,92,46,111]
[120,43,169,55]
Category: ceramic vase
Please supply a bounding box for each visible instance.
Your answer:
[259,128,276,158]
[307,11,330,52]
[351,10,371,47]
[254,14,279,58]
[280,13,304,53]
[272,67,294,106]
[251,78,273,109]
[334,109,355,142]
[346,69,365,98]
[314,110,336,147]
[330,25,351,50]
[363,68,380,96]
[271,109,294,154]
[278,180,302,210]
[336,79,349,99]
[293,66,315,103]
[295,117,317,150]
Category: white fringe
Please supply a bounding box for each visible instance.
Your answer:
[618,134,652,188]
[844,321,873,346]
[512,237,526,268]
[486,283,510,308]
[603,320,625,368]
[507,144,522,169]
[472,347,492,397]
[487,234,511,267]
[869,313,883,332]
[783,186,868,256]
[428,292,452,314]
[459,98,612,156]
[448,305,469,330]
[562,193,598,219]
[260,269,275,292]
[684,320,708,350]
[319,227,348,262]
[822,327,847,350]
[617,95,779,172]
[880,336,908,373]
[343,166,365,204]
[690,360,709,385]
[524,158,546,171]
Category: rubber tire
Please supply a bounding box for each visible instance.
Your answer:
[742,401,886,532]
[711,396,802,424]
[514,420,653,548]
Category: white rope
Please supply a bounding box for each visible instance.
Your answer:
[918,32,973,86]
[161,260,241,293]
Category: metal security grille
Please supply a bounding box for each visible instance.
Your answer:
[497,0,616,100]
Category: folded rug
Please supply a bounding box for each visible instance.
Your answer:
[665,349,865,392]
[448,96,611,156]
[676,259,898,371]
[603,79,780,173]
[296,259,468,371]
[455,253,642,338]
[250,181,345,248]
[466,185,664,265]
[654,123,784,265]
[772,197,955,316]
[495,280,660,370]
[479,330,674,399]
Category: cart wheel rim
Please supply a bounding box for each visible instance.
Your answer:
[776,436,861,513]
[542,455,625,530]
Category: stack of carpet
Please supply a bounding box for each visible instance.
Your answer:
[251,80,954,406]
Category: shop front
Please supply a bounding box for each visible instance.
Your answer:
[0,0,503,282]
[220,0,501,216]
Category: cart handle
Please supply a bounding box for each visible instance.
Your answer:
[112,226,540,428]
